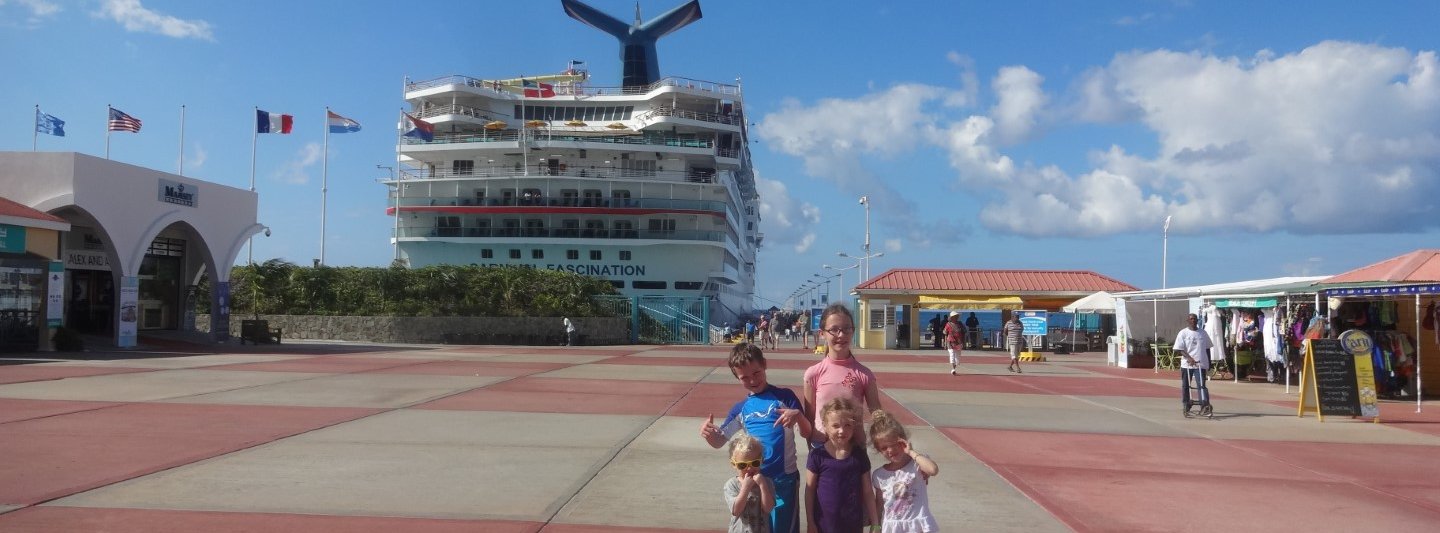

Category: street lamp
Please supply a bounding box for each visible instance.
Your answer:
[1153,215,1172,374]
[838,251,884,284]
[824,262,861,296]
[813,272,841,305]
[858,195,872,280]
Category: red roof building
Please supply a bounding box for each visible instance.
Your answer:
[850,268,1138,350]
[1320,249,1440,284]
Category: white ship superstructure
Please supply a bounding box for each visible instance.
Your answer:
[384,1,759,324]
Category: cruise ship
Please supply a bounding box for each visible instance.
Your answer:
[384,0,759,324]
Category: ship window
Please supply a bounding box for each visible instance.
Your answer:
[560,219,579,237]
[633,281,666,290]
[531,249,544,259]
[619,250,631,261]
[508,249,521,259]
[613,219,636,238]
[610,280,625,288]
[524,219,545,237]
[583,107,596,120]
[590,250,602,261]
[647,219,676,232]
[501,189,516,205]
[563,107,575,120]
[453,160,473,176]
[623,106,633,120]
[567,250,579,260]
[561,189,579,206]
[481,249,493,259]
[611,189,631,207]
[437,216,461,237]
[582,189,603,206]
[675,281,703,290]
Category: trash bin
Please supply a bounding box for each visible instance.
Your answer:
[1107,336,1119,366]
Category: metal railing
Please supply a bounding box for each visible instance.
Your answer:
[636,105,742,126]
[395,226,727,243]
[413,104,497,121]
[405,75,742,99]
[401,131,716,150]
[396,166,719,184]
[398,195,727,213]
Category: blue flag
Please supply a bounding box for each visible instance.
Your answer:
[36,109,65,137]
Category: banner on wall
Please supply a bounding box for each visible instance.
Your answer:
[46,261,64,327]
[211,281,231,342]
[118,276,138,348]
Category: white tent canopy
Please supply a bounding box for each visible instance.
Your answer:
[1063,291,1118,314]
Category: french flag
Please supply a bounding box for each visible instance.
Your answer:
[256,109,293,134]
[403,113,434,142]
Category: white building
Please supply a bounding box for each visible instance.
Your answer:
[0,152,261,348]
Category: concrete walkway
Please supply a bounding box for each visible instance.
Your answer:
[0,341,1436,532]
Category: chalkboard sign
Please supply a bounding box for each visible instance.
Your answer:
[1309,339,1361,417]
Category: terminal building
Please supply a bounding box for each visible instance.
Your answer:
[0,152,261,348]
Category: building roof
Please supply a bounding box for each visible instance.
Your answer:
[0,196,69,232]
[855,268,1138,294]
[1320,249,1440,284]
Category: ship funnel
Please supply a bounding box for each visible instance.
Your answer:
[561,0,702,87]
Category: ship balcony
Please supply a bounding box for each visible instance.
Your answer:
[411,103,499,124]
[400,131,717,154]
[406,75,741,101]
[394,225,727,243]
[395,195,729,216]
[633,105,743,130]
[394,166,721,185]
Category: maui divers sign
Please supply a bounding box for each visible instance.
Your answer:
[158,179,197,208]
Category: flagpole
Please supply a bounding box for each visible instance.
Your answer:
[394,107,403,261]
[106,105,112,160]
[249,106,258,266]
[178,104,186,176]
[33,105,39,151]
[320,107,330,266]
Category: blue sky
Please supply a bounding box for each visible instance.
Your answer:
[4,0,1439,311]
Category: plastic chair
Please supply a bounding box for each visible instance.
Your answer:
[1153,343,1177,370]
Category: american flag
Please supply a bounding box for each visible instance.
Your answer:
[108,107,142,133]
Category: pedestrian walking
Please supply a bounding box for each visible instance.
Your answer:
[1004,313,1024,373]
[564,316,577,346]
[943,311,965,376]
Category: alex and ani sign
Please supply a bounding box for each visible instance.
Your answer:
[158,179,197,207]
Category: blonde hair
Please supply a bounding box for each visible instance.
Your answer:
[819,397,860,429]
[820,303,854,331]
[729,432,762,457]
[869,409,907,446]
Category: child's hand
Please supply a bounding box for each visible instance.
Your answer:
[699,414,720,440]
[774,408,802,428]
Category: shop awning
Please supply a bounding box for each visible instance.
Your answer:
[916,295,1023,310]
[1213,296,1278,308]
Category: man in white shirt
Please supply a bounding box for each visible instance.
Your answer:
[1174,313,1214,418]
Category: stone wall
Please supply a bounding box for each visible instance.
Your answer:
[194,314,630,345]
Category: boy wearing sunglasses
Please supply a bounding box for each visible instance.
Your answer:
[725,433,775,532]
[700,343,813,533]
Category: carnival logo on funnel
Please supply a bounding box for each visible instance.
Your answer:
[1338,329,1374,357]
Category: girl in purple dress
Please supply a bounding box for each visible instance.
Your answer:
[806,397,877,533]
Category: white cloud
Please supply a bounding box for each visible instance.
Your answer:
[764,40,1440,243]
[755,175,820,253]
[989,66,1048,144]
[96,0,214,41]
[186,143,207,170]
[1,0,60,26]
[275,143,323,185]
[884,239,902,253]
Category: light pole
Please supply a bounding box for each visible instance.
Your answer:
[858,195,872,280]
[1153,215,1171,373]
[838,251,884,284]
[824,262,861,296]
[1162,215,1172,289]
[814,272,841,305]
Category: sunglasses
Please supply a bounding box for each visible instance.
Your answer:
[731,459,762,469]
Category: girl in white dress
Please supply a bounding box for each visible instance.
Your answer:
[869,411,940,532]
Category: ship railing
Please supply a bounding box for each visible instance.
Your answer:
[396,226,726,242]
[406,75,741,99]
[635,105,742,126]
[398,195,727,213]
[412,104,497,121]
[716,148,741,159]
[402,131,716,150]
[397,167,718,184]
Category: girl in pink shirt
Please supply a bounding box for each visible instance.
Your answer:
[803,303,883,447]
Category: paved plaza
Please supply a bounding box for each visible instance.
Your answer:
[0,340,1437,532]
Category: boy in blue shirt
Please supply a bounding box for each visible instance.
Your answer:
[700,343,813,533]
